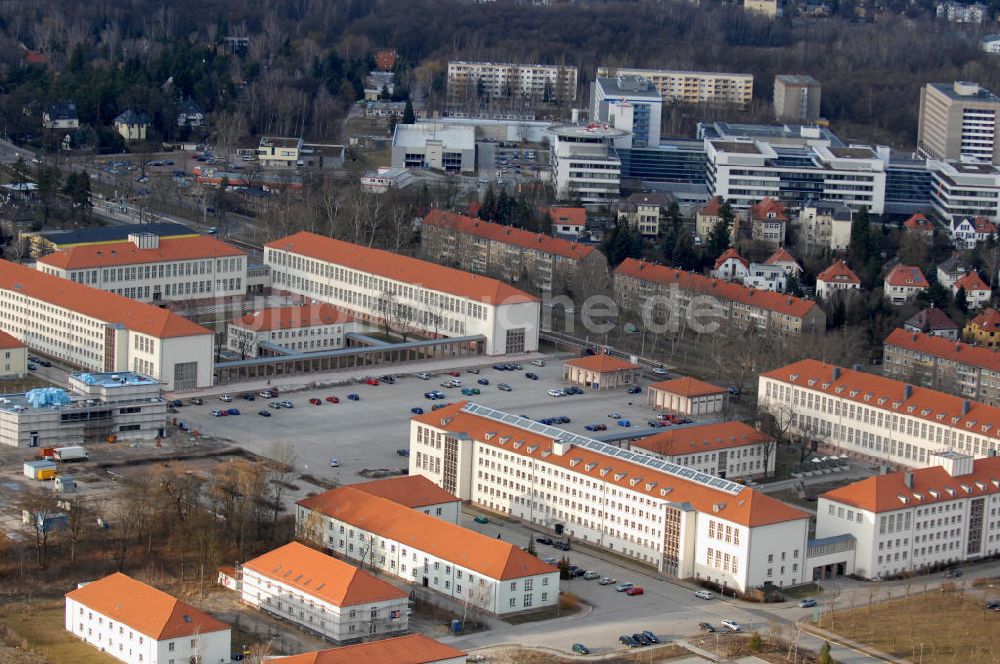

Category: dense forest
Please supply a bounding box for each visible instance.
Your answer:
[0,0,997,148]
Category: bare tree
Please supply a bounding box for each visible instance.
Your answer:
[63,496,91,565]
[268,441,298,523]
[19,485,61,568]
[376,290,399,337]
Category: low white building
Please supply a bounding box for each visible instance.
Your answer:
[628,421,775,481]
[296,485,559,616]
[65,572,231,664]
[949,216,999,250]
[391,123,475,173]
[342,475,463,524]
[408,402,811,592]
[817,452,1000,579]
[265,232,540,355]
[241,542,409,644]
[268,635,466,664]
[981,34,1000,54]
[361,167,413,193]
[227,304,358,358]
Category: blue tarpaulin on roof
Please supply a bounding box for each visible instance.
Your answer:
[25,388,71,408]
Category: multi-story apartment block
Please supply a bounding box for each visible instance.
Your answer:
[241,542,409,644]
[0,260,213,390]
[965,307,1000,347]
[549,123,627,206]
[816,261,861,300]
[265,232,539,355]
[419,210,607,293]
[269,635,466,664]
[918,82,1000,165]
[36,233,247,304]
[408,402,810,591]
[759,359,1000,469]
[613,258,826,334]
[65,572,230,664]
[801,200,853,251]
[883,329,1000,406]
[816,452,1000,579]
[884,264,929,305]
[931,160,1000,223]
[596,67,753,106]
[628,421,775,481]
[590,76,662,148]
[227,304,357,358]
[773,75,822,123]
[296,485,558,615]
[446,61,578,108]
[618,193,672,237]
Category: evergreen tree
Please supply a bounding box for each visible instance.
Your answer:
[956,286,968,312]
[480,186,496,221]
[817,641,835,664]
[706,216,732,260]
[672,231,698,271]
[602,217,634,267]
[35,166,60,225]
[786,270,804,297]
[849,206,876,267]
[402,99,415,124]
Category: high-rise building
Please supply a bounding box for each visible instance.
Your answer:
[548,123,629,206]
[590,76,662,148]
[773,75,822,123]
[918,81,1000,165]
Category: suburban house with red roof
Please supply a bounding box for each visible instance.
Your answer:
[0,329,27,377]
[648,376,729,416]
[0,259,213,390]
[950,216,998,250]
[240,542,409,643]
[952,271,992,309]
[65,572,230,664]
[36,232,247,304]
[711,248,749,283]
[883,264,929,305]
[629,421,775,480]
[965,307,1000,347]
[816,452,1000,579]
[903,212,935,240]
[936,254,972,290]
[407,402,811,591]
[696,196,734,244]
[269,634,466,664]
[265,232,540,355]
[903,307,959,340]
[883,329,1000,406]
[711,247,801,293]
[296,484,558,615]
[226,304,359,358]
[563,353,641,390]
[614,259,826,334]
[816,260,861,300]
[419,209,607,293]
[547,206,587,236]
[750,198,788,246]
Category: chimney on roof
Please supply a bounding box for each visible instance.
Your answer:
[903,384,913,399]
[963,399,971,415]
[832,367,841,380]
[904,471,914,489]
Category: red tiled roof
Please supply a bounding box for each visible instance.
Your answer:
[821,456,1000,513]
[969,307,1000,332]
[904,213,934,232]
[23,51,47,65]
[632,421,769,457]
[885,329,1000,373]
[955,271,990,293]
[37,236,245,270]
[413,402,809,528]
[298,487,555,580]
[0,329,25,350]
[548,207,586,227]
[351,475,460,508]
[975,217,999,234]
[884,264,929,288]
[564,353,640,373]
[713,248,748,271]
[424,209,595,260]
[65,573,229,640]
[699,196,723,216]
[266,232,538,305]
[614,259,821,319]
[270,634,466,664]
[243,542,407,607]
[233,304,354,331]
[764,247,799,267]
[751,198,787,222]
[0,259,211,339]
[649,376,727,398]
[817,260,860,285]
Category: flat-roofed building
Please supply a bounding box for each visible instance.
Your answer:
[265,232,539,355]
[23,222,197,259]
[391,123,475,173]
[446,61,578,109]
[883,329,1000,406]
[227,304,357,358]
[36,233,247,304]
[268,634,466,664]
[548,123,628,206]
[648,377,728,416]
[0,260,213,390]
[918,82,1000,165]
[629,421,775,480]
[591,76,662,148]
[241,542,409,644]
[563,353,641,390]
[408,402,810,591]
[773,75,822,123]
[596,67,753,106]
[928,160,1000,223]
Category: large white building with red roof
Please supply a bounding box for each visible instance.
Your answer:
[0,260,213,390]
[226,304,359,358]
[408,402,811,592]
[36,232,247,304]
[265,232,540,355]
[629,421,775,480]
[883,329,1000,407]
[269,634,466,664]
[65,572,230,664]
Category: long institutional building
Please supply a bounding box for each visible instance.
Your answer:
[265,232,540,355]
[0,260,213,390]
[759,359,1000,469]
[883,329,1000,407]
[595,67,753,106]
[446,61,578,107]
[409,402,811,592]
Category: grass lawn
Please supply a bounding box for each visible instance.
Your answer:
[782,582,822,599]
[817,587,1000,662]
[0,375,56,393]
[1,600,116,664]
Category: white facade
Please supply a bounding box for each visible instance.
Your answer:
[930,160,1000,223]
[265,233,540,355]
[549,124,628,206]
[981,35,1000,54]
[446,61,578,106]
[361,167,413,193]
[801,201,853,251]
[226,306,358,358]
[391,124,476,173]
[591,76,662,148]
[948,215,999,249]
[595,67,753,106]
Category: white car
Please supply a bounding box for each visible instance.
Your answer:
[721,620,741,632]
[219,394,233,402]
[694,590,714,600]
[531,359,545,367]
[329,458,341,467]
[652,367,669,376]
[417,372,431,380]
[547,389,563,397]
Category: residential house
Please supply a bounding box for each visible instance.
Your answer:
[950,217,998,250]
[628,421,775,481]
[981,34,1000,54]
[882,328,1000,406]
[884,265,929,305]
[364,71,396,101]
[953,271,992,309]
[903,213,935,240]
[375,49,398,71]
[696,197,728,243]
[750,198,788,246]
[258,136,304,168]
[113,110,149,142]
[815,261,861,300]
[937,254,972,290]
[176,98,205,127]
[904,307,959,340]
[563,354,641,390]
[548,207,587,236]
[268,635,466,664]
[745,0,780,17]
[619,193,671,237]
[711,248,749,283]
[713,247,800,292]
[965,307,1000,347]
[801,200,853,251]
[647,377,729,416]
[42,102,78,130]
[0,329,27,377]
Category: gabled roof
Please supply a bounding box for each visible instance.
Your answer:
[885,329,1000,372]
[619,193,671,213]
[939,254,972,275]
[114,109,149,126]
[817,260,860,285]
[969,307,1000,331]
[904,307,958,333]
[904,213,934,232]
[266,232,538,305]
[65,573,229,640]
[750,197,787,222]
[37,236,245,270]
[649,376,727,397]
[884,264,929,288]
[0,329,26,350]
[44,101,77,120]
[564,353,641,373]
[242,542,407,607]
[975,217,999,234]
[350,475,461,508]
[713,248,748,271]
[423,210,595,261]
[631,421,769,457]
[764,247,800,268]
[615,259,821,319]
[269,635,466,664]
[547,207,586,227]
[821,456,1000,513]
[0,260,210,339]
[699,196,723,217]
[298,487,555,580]
[233,304,354,331]
[955,271,990,292]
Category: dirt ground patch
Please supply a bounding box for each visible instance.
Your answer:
[483,644,688,663]
[819,586,1000,662]
[0,600,115,664]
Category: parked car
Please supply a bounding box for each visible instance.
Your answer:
[553,541,571,551]
[652,367,669,375]
[347,393,360,401]
[411,407,424,415]
[626,587,644,596]
[38,360,51,367]
[511,363,522,370]
[431,403,446,411]
[946,568,963,578]
[268,402,282,409]
[633,632,652,645]
[396,449,410,457]
[189,397,204,405]
[627,386,642,394]
[366,378,379,386]
[210,409,225,417]
[448,370,461,377]
[240,393,255,401]
[279,400,293,408]
[531,359,546,367]
[525,372,539,380]
[329,458,340,467]
[694,590,714,600]
[498,383,512,391]
[379,375,395,384]
[547,389,563,397]
[492,364,507,371]
[477,378,489,385]
[543,557,559,565]
[699,622,716,633]
[417,372,431,380]
[721,620,742,632]
[535,536,553,545]
[259,390,275,398]
[986,600,1000,611]
[473,515,489,524]
[258,410,271,417]
[616,582,635,592]
[607,412,622,419]
[583,571,600,580]
[571,643,590,655]
[598,577,615,585]
[641,630,659,644]
[799,598,817,608]
[567,386,583,394]
[467,367,480,374]
[326,396,340,404]
[617,419,631,427]
[619,635,640,648]
[308,398,322,405]
[219,394,233,402]
[226,408,240,416]
[460,387,481,396]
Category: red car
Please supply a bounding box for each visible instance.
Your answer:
[448,370,461,377]
[325,396,340,404]
[626,586,645,596]
[308,398,322,406]
[366,378,379,386]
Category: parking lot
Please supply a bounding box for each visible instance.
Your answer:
[175,355,690,485]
